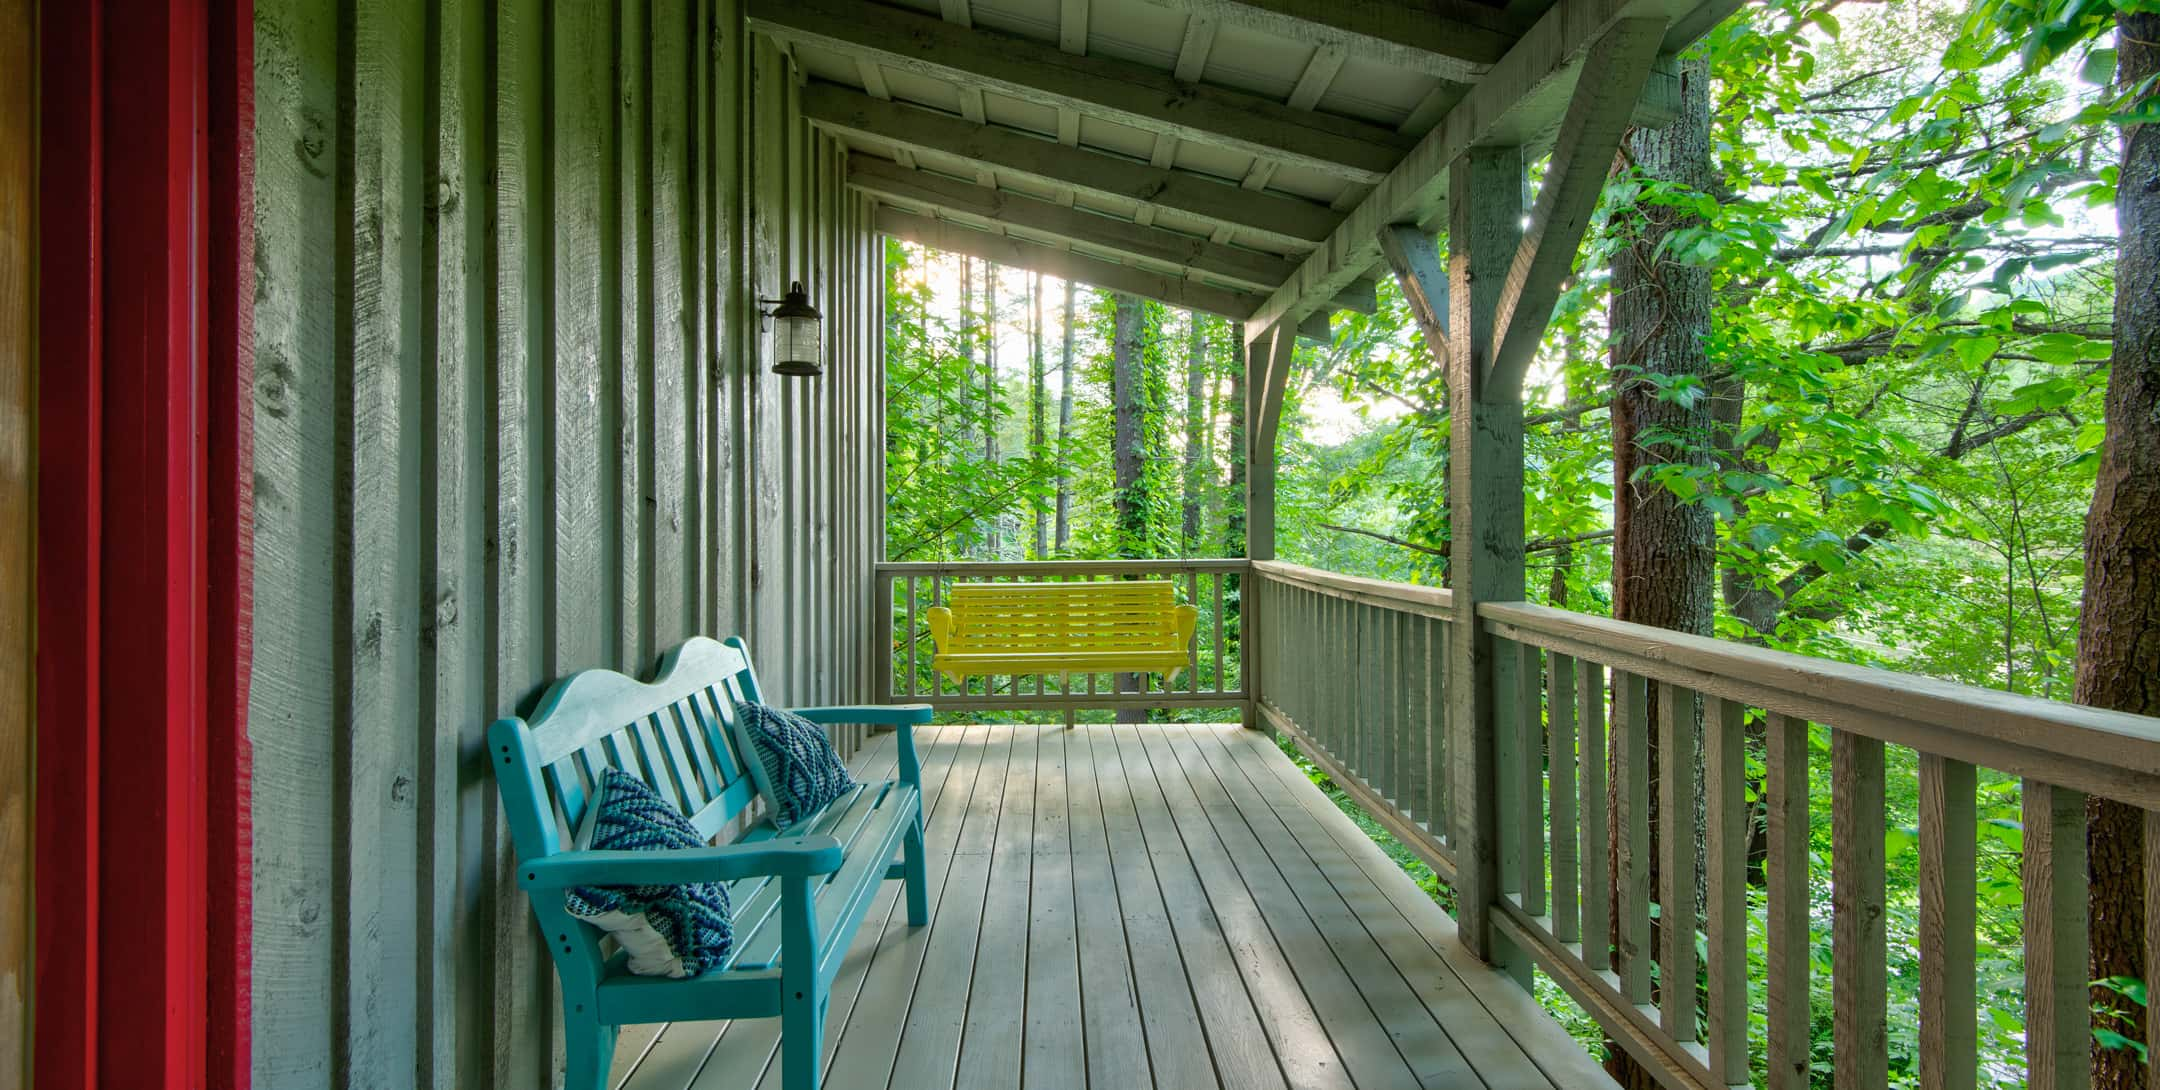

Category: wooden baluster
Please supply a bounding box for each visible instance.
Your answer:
[1213,574,1226,695]
[2023,779,2090,1090]
[1431,615,1450,846]
[1658,681,1699,1043]
[1705,697,1748,1085]
[1615,670,1651,1004]
[1833,729,1888,1088]
[1407,613,1429,825]
[1918,753,1977,1090]
[905,575,919,699]
[1496,640,1525,902]
[1353,599,1368,781]
[1185,571,1199,694]
[1550,653,1579,946]
[1388,608,1405,806]
[1520,643,1545,919]
[1578,658,1608,971]
[1765,713,1811,1090]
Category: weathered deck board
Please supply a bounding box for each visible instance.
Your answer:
[620,723,1615,1090]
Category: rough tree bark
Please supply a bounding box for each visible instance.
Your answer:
[1183,316,1207,552]
[2084,16,2159,1087]
[1055,279,1076,555]
[1111,294,1149,722]
[1606,56,1715,1090]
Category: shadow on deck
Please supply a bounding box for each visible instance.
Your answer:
[612,722,1613,1090]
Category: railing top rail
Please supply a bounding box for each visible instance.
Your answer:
[1249,559,1454,619]
[875,558,1251,575]
[1482,600,2160,807]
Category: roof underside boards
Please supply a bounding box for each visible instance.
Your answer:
[751,0,1733,332]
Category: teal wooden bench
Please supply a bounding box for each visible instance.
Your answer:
[489,636,933,1090]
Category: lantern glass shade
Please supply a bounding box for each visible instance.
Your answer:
[770,281,822,377]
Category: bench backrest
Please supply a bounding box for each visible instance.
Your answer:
[490,636,769,866]
[942,580,1184,652]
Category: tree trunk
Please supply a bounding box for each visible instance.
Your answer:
[959,255,976,510]
[1605,56,1715,1090]
[2084,17,2159,1087]
[1111,294,1148,722]
[1031,271,1049,559]
[1226,329,1247,560]
[1054,279,1076,555]
[1182,316,1206,552]
[983,264,1000,557]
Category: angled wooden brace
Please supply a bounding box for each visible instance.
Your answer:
[1378,223,1451,375]
[1485,17,1669,395]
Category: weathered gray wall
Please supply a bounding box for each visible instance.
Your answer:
[249,1,883,1085]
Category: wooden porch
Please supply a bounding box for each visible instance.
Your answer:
[609,721,1611,1090]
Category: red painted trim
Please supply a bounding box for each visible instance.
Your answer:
[35,2,254,1087]
[206,0,257,1084]
[33,2,103,1086]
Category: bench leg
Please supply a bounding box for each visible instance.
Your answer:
[564,1014,617,1090]
[902,814,930,927]
[782,980,827,1090]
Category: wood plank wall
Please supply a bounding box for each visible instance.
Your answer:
[249,2,882,1086]
[0,0,32,1083]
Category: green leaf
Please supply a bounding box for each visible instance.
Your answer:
[1952,336,2000,369]
[2082,48,2117,86]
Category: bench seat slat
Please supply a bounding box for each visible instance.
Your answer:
[594,781,921,1025]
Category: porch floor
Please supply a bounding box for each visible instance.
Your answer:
[611,722,1614,1090]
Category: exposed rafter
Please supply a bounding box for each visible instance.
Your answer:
[852,157,1380,315]
[1246,0,1726,339]
[802,82,1341,250]
[746,0,1413,183]
[1136,0,1516,82]
[876,207,1265,320]
[848,157,1298,289]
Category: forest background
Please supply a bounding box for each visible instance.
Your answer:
[880,0,2156,1085]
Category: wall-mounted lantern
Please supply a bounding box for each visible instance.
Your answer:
[760,281,823,378]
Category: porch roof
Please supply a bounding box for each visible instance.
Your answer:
[750,0,1735,336]
[610,721,1615,1089]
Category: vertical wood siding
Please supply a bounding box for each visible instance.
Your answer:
[249,2,882,1085]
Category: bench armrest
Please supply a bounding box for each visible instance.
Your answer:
[786,703,934,727]
[788,704,933,793]
[517,835,845,890]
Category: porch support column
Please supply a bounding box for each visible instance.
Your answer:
[1241,321,1295,727]
[1392,146,1527,967]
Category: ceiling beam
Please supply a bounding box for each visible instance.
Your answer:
[1245,0,1731,336]
[802,82,1341,250]
[876,207,1264,320]
[1136,0,1518,82]
[852,157,1378,315]
[847,157,1298,289]
[746,0,1412,184]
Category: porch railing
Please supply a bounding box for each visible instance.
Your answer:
[1244,559,2160,1090]
[874,555,2160,1088]
[872,559,1247,713]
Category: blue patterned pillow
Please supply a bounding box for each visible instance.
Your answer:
[741,703,857,828]
[565,769,733,978]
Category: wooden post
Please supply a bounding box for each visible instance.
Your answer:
[1377,145,1525,964]
[1241,323,1292,728]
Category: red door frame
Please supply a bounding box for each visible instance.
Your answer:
[34,2,255,1087]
